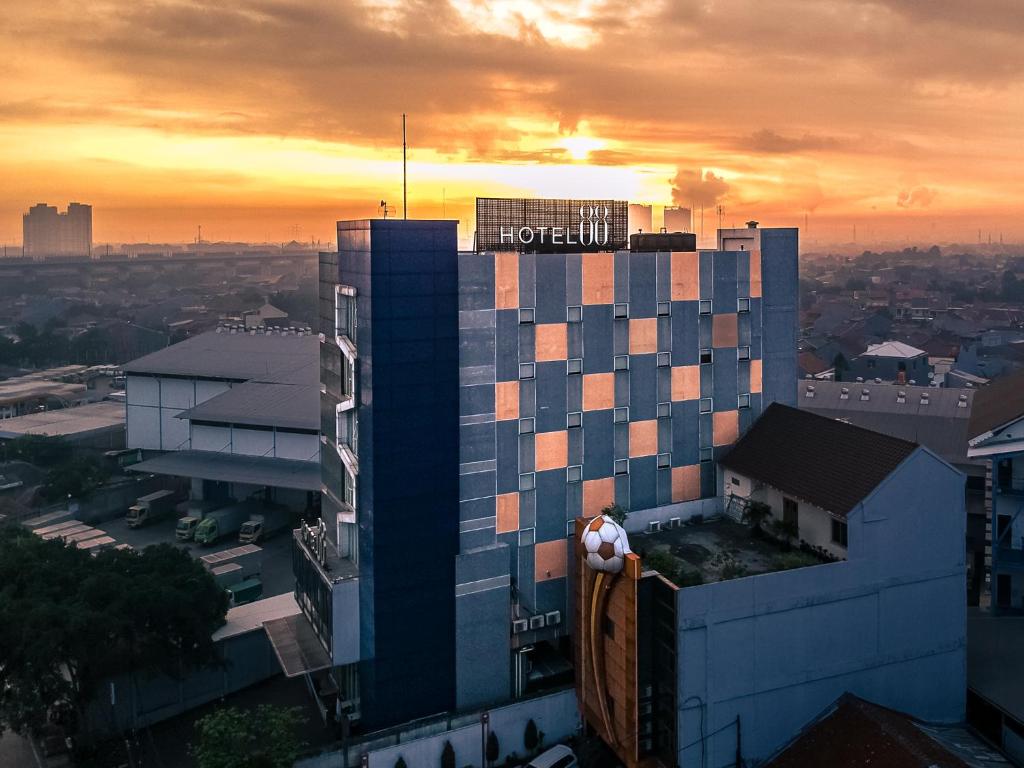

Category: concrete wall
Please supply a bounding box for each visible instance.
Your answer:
[82,626,281,737]
[722,472,847,559]
[676,448,966,767]
[297,688,579,768]
[125,374,230,451]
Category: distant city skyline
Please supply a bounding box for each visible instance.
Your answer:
[4,1,1024,247]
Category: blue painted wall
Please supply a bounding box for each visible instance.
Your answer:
[675,447,966,766]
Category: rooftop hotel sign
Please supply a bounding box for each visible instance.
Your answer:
[475,197,628,253]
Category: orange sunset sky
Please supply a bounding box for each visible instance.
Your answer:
[4,0,1024,249]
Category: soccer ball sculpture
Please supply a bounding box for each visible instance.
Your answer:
[581,515,632,574]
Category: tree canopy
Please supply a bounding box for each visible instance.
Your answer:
[0,526,228,740]
[192,705,306,768]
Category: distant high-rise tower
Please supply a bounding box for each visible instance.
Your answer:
[628,203,653,234]
[664,205,692,233]
[23,202,92,258]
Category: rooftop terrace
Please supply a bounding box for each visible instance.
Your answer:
[630,515,831,588]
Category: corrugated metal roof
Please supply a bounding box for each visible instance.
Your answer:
[0,401,124,439]
[863,340,927,358]
[127,449,320,491]
[798,380,979,470]
[122,330,318,384]
[969,368,1024,440]
[177,381,318,431]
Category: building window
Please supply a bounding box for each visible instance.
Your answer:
[614,459,629,475]
[699,398,713,414]
[738,393,750,409]
[657,402,671,419]
[614,303,629,319]
[567,305,583,323]
[783,497,799,528]
[518,418,535,435]
[567,411,582,428]
[519,363,535,380]
[519,472,536,492]
[831,518,848,547]
[867,358,876,369]
[657,301,671,317]
[699,447,713,462]
[738,346,751,361]
[699,300,712,315]
[518,528,535,546]
[657,453,671,469]
[567,520,576,536]
[657,352,671,368]
[519,308,535,324]
[738,297,750,313]
[567,358,583,375]
[613,355,630,371]
[613,407,629,423]
[700,348,713,365]
[567,465,582,483]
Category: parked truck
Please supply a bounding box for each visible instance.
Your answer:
[238,508,292,544]
[194,503,253,546]
[200,544,263,583]
[126,489,180,528]
[175,499,220,541]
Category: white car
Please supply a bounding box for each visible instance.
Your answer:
[526,745,577,768]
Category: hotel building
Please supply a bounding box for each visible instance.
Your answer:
[295,205,799,731]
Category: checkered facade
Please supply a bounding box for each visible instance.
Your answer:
[455,235,796,709]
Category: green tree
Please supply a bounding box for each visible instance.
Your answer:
[601,503,628,526]
[1,434,73,466]
[770,518,799,550]
[486,730,500,766]
[395,758,408,768]
[441,740,456,768]
[39,454,110,501]
[524,718,538,754]
[192,705,306,768]
[0,528,228,742]
[742,500,772,538]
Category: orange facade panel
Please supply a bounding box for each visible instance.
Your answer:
[536,539,567,582]
[536,430,569,471]
[583,372,615,411]
[749,250,762,298]
[670,251,699,301]
[712,313,739,347]
[495,380,519,421]
[750,358,763,394]
[496,493,519,534]
[536,323,568,362]
[583,252,614,305]
[671,365,700,402]
[628,318,658,355]
[713,409,740,446]
[671,464,700,503]
[495,251,519,309]
[583,477,615,517]
[628,420,658,457]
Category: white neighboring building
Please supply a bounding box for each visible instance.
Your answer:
[122,328,320,509]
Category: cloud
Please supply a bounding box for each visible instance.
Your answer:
[896,186,937,208]
[743,130,847,154]
[670,169,731,208]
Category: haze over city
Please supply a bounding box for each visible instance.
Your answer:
[5,0,1024,247]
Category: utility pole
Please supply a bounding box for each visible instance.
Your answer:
[402,113,408,220]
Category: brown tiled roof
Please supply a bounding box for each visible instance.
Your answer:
[764,694,969,768]
[720,403,918,517]
[968,368,1024,441]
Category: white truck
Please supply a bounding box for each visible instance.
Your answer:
[194,503,253,546]
[238,508,292,544]
[126,489,180,528]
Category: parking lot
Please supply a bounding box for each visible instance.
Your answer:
[28,511,297,599]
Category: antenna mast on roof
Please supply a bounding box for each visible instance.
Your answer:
[402,113,408,220]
